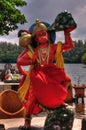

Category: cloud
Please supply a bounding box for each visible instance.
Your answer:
[0,0,86,44]
[0,30,19,45]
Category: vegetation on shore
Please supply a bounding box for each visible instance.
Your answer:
[63,40,86,64]
[0,42,23,63]
[0,40,86,64]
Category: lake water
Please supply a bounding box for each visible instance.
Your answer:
[0,63,86,85]
[64,64,86,85]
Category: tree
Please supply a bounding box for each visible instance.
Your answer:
[0,0,27,35]
[81,53,86,64]
[0,42,23,63]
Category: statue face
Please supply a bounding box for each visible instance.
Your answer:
[35,30,49,44]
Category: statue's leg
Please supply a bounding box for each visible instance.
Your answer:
[44,105,75,130]
[18,88,36,130]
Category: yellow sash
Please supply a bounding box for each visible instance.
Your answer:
[18,51,34,102]
[55,41,64,68]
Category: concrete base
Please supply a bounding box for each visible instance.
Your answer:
[0,116,82,130]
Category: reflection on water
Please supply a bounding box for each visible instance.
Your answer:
[75,103,86,115]
[68,102,86,116]
[65,64,86,85]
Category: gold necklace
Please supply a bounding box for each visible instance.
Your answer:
[38,44,50,65]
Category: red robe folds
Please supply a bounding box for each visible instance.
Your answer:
[30,64,67,108]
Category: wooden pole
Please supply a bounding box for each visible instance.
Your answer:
[81,117,86,130]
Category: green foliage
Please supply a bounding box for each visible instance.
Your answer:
[0,0,27,35]
[81,53,86,64]
[63,40,86,63]
[0,40,86,63]
[0,42,23,63]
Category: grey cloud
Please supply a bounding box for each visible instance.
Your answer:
[0,0,86,43]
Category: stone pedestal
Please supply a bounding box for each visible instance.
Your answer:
[44,105,74,130]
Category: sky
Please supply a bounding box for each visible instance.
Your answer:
[0,0,86,45]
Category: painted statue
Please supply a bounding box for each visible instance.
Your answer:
[17,11,77,130]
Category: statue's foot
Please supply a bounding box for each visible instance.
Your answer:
[18,125,30,130]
